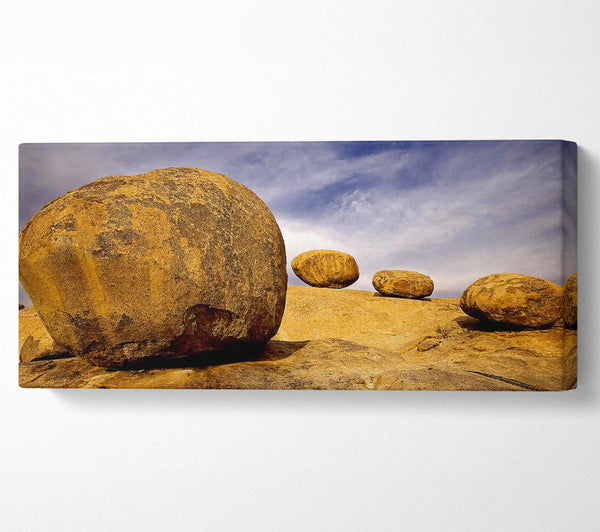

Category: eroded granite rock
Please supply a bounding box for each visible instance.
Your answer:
[372,270,434,298]
[19,167,287,368]
[291,250,359,288]
[460,273,563,328]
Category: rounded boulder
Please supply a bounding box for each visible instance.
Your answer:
[291,250,359,288]
[563,274,577,329]
[459,273,563,328]
[19,167,288,368]
[372,270,434,299]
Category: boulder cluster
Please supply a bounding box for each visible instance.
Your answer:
[290,249,577,330]
[290,249,434,299]
[19,168,288,368]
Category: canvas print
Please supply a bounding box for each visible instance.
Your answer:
[18,141,577,390]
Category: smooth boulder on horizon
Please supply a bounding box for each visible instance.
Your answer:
[372,270,434,299]
[291,250,359,288]
[460,273,563,328]
[19,167,288,368]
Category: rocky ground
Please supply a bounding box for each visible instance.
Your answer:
[19,285,577,391]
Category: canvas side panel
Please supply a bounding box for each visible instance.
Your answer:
[562,141,577,282]
[561,140,577,389]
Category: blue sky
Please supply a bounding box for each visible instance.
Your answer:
[19,141,577,304]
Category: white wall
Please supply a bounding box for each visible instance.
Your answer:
[2,1,599,530]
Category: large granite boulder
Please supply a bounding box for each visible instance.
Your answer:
[291,250,359,288]
[563,274,577,328]
[372,270,434,298]
[19,167,288,368]
[460,273,563,328]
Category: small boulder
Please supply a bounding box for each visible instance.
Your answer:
[19,307,69,363]
[372,270,434,299]
[19,303,25,310]
[563,274,577,328]
[19,167,288,368]
[460,273,563,328]
[291,250,359,288]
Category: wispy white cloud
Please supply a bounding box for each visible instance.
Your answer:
[272,142,569,295]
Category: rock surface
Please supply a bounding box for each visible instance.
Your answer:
[20,286,576,390]
[372,270,434,298]
[19,167,287,368]
[291,250,359,288]
[460,273,563,328]
[563,274,577,329]
[19,307,69,363]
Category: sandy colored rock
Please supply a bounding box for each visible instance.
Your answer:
[276,287,575,391]
[372,270,434,298]
[20,286,576,391]
[19,167,287,368]
[460,273,563,328]
[19,307,69,363]
[19,338,531,391]
[563,274,577,328]
[275,286,458,353]
[417,336,441,351]
[291,249,359,288]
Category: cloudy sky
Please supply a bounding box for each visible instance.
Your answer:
[19,141,577,304]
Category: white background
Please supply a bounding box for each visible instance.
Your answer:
[2,1,599,530]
